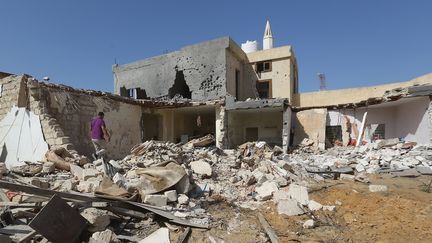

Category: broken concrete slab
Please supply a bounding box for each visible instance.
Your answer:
[164,190,178,202]
[369,184,388,192]
[144,194,168,207]
[255,181,278,201]
[89,229,117,243]
[139,227,170,243]
[416,166,432,175]
[303,219,315,229]
[81,208,111,232]
[277,198,304,216]
[189,160,212,176]
[287,184,309,205]
[307,200,323,211]
[178,194,189,205]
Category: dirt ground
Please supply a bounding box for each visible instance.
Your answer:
[185,175,432,243]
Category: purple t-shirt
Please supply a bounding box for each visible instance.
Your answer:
[91,117,106,139]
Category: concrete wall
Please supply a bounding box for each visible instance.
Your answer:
[114,37,233,101]
[293,73,432,108]
[293,108,327,149]
[226,49,257,101]
[325,97,432,144]
[0,75,27,120]
[227,108,283,147]
[29,83,143,159]
[256,58,293,99]
[246,46,296,101]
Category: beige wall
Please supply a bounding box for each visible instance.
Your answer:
[246,46,297,101]
[256,58,292,99]
[0,75,27,120]
[293,73,432,108]
[293,108,327,149]
[226,49,257,101]
[227,108,283,147]
[29,83,143,159]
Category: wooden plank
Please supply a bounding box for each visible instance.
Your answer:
[257,212,279,243]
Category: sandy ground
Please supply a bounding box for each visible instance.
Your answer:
[184,175,432,243]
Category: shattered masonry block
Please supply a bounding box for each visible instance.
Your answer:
[82,168,103,181]
[255,181,278,201]
[277,199,304,216]
[369,184,388,192]
[177,194,189,205]
[81,208,111,232]
[144,195,168,207]
[189,160,212,176]
[307,200,323,211]
[164,190,178,202]
[287,184,309,205]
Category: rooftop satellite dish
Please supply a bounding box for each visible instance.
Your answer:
[43,77,50,82]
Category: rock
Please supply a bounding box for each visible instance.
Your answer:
[355,164,365,172]
[42,162,55,173]
[60,180,77,191]
[255,181,278,201]
[89,229,117,243]
[252,170,267,185]
[416,166,432,175]
[307,200,323,211]
[29,178,50,189]
[139,227,170,243]
[143,195,168,207]
[369,184,388,192]
[113,173,126,187]
[164,190,178,202]
[178,194,189,205]
[303,219,315,229]
[277,199,304,216]
[173,211,188,218]
[81,208,110,232]
[190,160,212,176]
[323,205,336,211]
[273,189,290,202]
[83,168,103,181]
[77,180,100,193]
[340,174,355,181]
[275,177,288,187]
[375,138,400,149]
[287,184,309,205]
[70,164,83,180]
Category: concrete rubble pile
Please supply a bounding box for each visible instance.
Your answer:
[0,135,431,242]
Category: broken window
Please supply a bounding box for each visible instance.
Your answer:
[256,80,272,98]
[168,70,191,99]
[325,125,342,148]
[126,88,147,99]
[366,124,385,141]
[256,61,272,73]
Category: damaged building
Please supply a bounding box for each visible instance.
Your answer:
[1,21,432,161]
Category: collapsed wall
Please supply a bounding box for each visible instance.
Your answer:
[27,80,144,159]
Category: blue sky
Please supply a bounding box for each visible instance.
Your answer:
[0,1,431,92]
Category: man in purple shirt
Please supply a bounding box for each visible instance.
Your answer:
[90,112,110,160]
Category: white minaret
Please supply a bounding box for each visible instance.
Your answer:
[263,20,273,50]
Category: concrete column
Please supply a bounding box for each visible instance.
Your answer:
[282,106,292,153]
[215,104,227,149]
[161,109,175,142]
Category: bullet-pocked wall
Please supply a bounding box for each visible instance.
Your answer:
[113,37,252,101]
